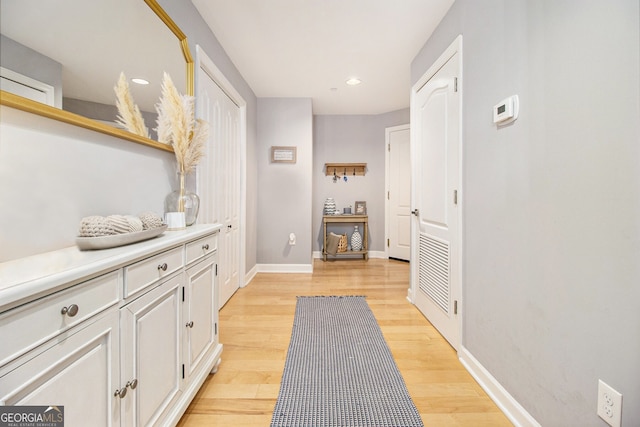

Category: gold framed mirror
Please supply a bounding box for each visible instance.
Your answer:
[0,0,192,152]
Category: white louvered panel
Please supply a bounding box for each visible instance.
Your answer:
[418,233,450,314]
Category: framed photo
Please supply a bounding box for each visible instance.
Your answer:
[355,201,367,215]
[271,146,297,163]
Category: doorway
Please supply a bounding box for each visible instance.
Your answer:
[410,36,463,351]
[196,46,247,308]
[385,124,411,261]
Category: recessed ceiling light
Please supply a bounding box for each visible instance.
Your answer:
[346,77,361,86]
[131,78,149,85]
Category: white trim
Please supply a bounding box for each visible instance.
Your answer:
[459,347,541,427]
[243,264,258,286]
[256,264,313,274]
[195,45,247,290]
[384,124,410,261]
[0,66,56,107]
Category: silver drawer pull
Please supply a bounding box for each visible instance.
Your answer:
[127,379,138,390]
[202,244,210,250]
[61,304,79,317]
[157,263,168,271]
[114,387,127,398]
[186,321,194,328]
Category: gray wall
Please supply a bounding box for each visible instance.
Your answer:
[312,109,409,254]
[0,34,63,108]
[411,0,639,425]
[257,98,314,266]
[158,0,259,274]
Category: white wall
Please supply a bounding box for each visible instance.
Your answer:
[0,106,174,261]
[312,109,409,254]
[257,98,314,267]
[412,0,640,425]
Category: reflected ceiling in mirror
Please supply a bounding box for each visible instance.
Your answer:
[0,0,189,149]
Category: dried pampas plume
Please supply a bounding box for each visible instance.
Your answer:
[114,72,150,138]
[156,72,208,174]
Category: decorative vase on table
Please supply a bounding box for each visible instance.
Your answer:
[323,198,337,215]
[351,225,362,251]
[165,172,200,227]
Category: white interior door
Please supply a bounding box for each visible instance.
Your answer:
[197,52,241,309]
[386,124,411,261]
[411,36,462,351]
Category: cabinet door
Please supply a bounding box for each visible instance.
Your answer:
[0,311,120,427]
[120,274,182,427]
[183,256,218,382]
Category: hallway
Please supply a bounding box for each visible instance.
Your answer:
[178,259,512,426]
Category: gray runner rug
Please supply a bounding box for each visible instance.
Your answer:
[270,296,424,427]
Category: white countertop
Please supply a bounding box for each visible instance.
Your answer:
[0,224,222,312]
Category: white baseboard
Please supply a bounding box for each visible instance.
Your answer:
[312,250,387,259]
[256,263,313,273]
[243,264,257,286]
[459,347,541,427]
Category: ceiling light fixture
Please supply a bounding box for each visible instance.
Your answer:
[131,78,149,85]
[345,77,361,86]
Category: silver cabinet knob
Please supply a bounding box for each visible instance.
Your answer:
[61,304,79,317]
[127,379,138,390]
[202,244,210,250]
[114,387,127,398]
[157,263,168,271]
[186,321,194,328]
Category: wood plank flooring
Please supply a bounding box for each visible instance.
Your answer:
[177,259,513,426]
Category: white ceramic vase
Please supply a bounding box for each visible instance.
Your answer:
[351,225,362,251]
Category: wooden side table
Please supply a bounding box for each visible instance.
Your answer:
[322,215,368,261]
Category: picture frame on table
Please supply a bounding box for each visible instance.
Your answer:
[355,201,366,215]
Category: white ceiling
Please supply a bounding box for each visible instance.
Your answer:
[192,0,455,115]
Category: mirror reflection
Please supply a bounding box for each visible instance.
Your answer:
[0,0,186,142]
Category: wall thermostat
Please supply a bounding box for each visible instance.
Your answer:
[493,95,519,125]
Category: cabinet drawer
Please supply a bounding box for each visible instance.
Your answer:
[124,246,183,299]
[186,233,218,265]
[0,271,120,367]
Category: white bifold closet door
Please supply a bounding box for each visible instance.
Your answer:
[197,58,241,309]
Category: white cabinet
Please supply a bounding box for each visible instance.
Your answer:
[0,310,121,426]
[183,256,218,384]
[0,225,223,427]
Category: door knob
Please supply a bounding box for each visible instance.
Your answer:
[411,209,420,216]
[61,304,79,317]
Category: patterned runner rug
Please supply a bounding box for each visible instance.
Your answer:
[271,296,423,427]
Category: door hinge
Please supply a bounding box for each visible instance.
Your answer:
[182,287,185,302]
[454,77,458,92]
[215,323,218,335]
[454,300,458,315]
[182,364,185,379]
[387,238,390,247]
[454,190,458,205]
[387,191,390,200]
[215,264,218,276]
[388,143,391,152]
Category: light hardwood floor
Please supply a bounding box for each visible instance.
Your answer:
[177,259,513,426]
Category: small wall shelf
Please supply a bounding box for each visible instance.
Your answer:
[324,163,367,177]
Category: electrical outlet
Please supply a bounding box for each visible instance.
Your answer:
[597,380,622,427]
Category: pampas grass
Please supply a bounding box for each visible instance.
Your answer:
[114,72,149,138]
[156,72,208,174]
